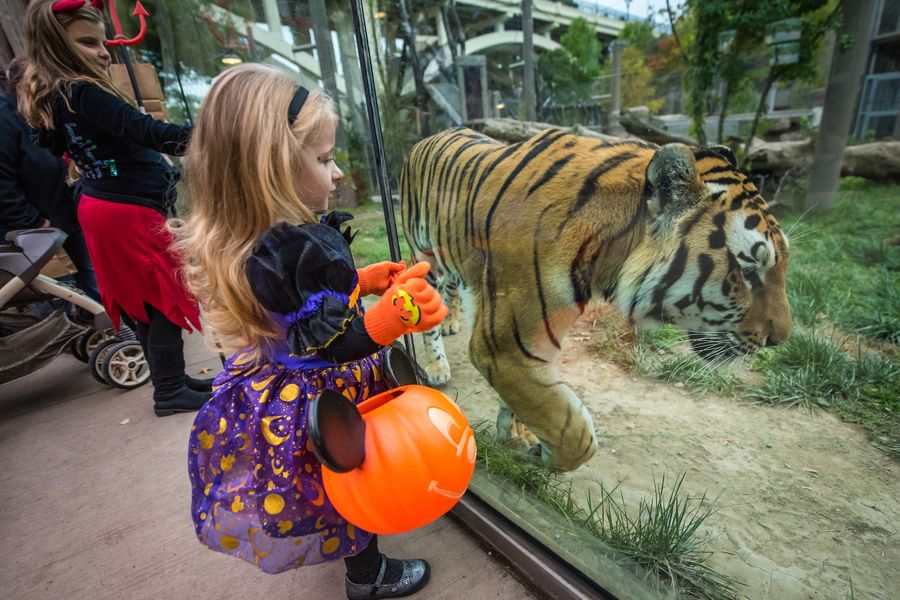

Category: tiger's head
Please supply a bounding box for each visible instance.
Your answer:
[616,143,792,360]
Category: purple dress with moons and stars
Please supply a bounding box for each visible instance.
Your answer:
[187,214,390,574]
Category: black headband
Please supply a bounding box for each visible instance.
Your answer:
[288,86,309,125]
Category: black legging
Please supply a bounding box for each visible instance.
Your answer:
[125,302,182,349]
[344,535,380,581]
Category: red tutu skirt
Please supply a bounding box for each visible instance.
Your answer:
[77,194,201,332]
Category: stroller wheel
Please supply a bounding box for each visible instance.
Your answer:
[89,338,120,385]
[78,328,116,364]
[102,341,151,390]
[71,332,91,363]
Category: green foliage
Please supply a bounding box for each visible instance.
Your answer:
[338,124,374,203]
[121,0,235,125]
[683,0,839,144]
[613,45,664,113]
[619,20,656,53]
[537,18,603,103]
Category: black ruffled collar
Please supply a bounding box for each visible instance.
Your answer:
[319,211,357,246]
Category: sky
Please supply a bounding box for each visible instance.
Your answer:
[581,0,656,20]
[576,0,674,31]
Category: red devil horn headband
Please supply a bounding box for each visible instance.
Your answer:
[52,0,104,13]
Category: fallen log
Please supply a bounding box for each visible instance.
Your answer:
[619,110,697,146]
[467,117,625,144]
[746,139,900,182]
[466,118,900,182]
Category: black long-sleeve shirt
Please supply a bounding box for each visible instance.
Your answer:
[44,82,191,214]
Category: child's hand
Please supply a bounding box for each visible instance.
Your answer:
[389,260,432,285]
[364,272,448,346]
[356,260,406,296]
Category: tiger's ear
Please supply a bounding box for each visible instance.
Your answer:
[644,143,704,227]
[708,144,737,168]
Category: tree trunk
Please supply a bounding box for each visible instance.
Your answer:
[522,0,537,122]
[153,0,177,97]
[397,0,430,133]
[717,80,733,144]
[742,69,777,168]
[805,0,878,212]
[0,0,27,59]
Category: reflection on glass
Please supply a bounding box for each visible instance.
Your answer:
[143,1,899,598]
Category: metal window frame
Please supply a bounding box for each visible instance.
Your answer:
[450,493,618,600]
[854,72,900,139]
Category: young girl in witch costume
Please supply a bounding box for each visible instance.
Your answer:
[18,0,210,415]
[173,64,447,598]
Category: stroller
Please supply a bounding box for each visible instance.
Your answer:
[0,227,149,389]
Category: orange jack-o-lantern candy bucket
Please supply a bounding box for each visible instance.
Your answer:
[308,348,476,535]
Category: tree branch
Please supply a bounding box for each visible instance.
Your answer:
[665,0,683,55]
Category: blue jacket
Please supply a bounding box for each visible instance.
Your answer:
[0,91,76,235]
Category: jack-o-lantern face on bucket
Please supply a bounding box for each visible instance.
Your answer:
[309,383,477,535]
[426,406,477,498]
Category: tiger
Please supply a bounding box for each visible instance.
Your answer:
[399,127,792,471]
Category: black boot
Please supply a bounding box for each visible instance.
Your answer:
[142,306,211,417]
[146,341,211,416]
[133,308,213,393]
[185,374,214,392]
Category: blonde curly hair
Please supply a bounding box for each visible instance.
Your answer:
[170,64,339,358]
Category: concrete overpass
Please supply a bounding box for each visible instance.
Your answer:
[210,0,628,87]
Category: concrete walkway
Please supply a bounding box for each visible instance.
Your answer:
[0,333,535,600]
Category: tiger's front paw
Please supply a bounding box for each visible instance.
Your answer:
[441,319,460,336]
[514,421,542,449]
[423,356,452,386]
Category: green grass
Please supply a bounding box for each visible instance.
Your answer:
[346,201,395,267]
[474,426,743,600]
[776,179,900,344]
[748,332,899,453]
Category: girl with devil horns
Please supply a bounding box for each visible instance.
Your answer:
[173,63,446,597]
[18,0,211,416]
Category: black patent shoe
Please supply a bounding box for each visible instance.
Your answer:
[345,555,430,599]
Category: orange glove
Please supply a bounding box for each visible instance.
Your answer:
[363,262,448,346]
[356,260,406,297]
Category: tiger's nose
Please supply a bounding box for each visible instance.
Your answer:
[766,316,792,347]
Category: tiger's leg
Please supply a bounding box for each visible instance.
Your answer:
[418,327,451,386]
[469,292,597,471]
[441,280,462,336]
[413,253,453,385]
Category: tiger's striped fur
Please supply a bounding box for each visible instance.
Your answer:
[400,127,792,471]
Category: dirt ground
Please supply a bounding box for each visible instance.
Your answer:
[424,310,900,600]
